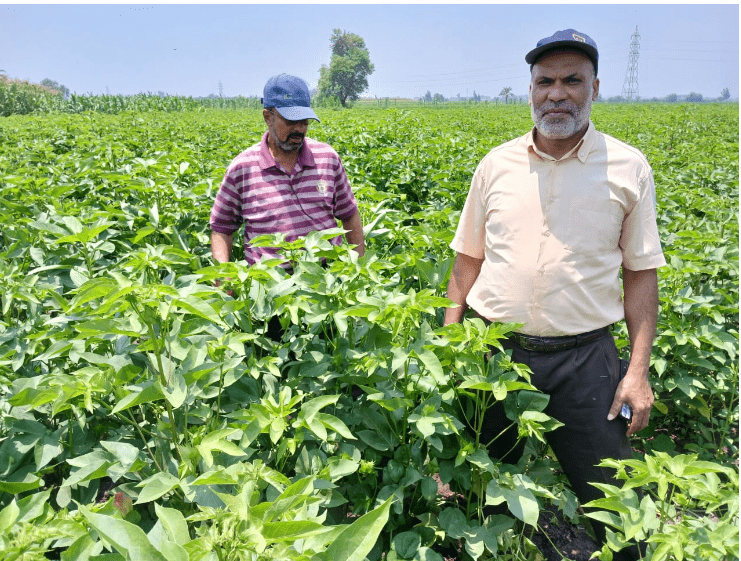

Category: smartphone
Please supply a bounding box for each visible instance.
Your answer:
[618,359,632,421]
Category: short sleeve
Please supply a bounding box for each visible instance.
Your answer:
[450,165,487,259]
[209,164,244,235]
[619,165,666,271]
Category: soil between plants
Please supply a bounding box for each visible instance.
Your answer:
[434,474,599,561]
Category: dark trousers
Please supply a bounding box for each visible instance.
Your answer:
[480,332,642,560]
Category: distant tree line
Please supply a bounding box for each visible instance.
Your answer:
[602,88,732,103]
[416,88,734,105]
[418,87,523,105]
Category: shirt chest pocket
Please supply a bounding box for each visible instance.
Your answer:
[299,177,335,208]
[566,197,624,255]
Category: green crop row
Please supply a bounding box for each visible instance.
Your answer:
[0,103,737,560]
[0,79,262,116]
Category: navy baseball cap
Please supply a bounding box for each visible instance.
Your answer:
[525,29,599,75]
[262,74,320,122]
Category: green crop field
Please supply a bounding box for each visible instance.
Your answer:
[0,102,737,561]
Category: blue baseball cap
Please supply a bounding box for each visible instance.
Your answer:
[261,74,320,122]
[525,29,599,75]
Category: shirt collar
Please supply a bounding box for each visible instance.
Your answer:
[526,120,595,163]
[257,130,316,171]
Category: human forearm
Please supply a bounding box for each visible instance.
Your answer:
[623,267,659,371]
[211,231,233,264]
[608,267,659,435]
[444,252,484,325]
[342,211,365,256]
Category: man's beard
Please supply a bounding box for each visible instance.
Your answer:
[532,96,592,139]
[271,129,304,152]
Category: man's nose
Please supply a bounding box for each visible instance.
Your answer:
[547,82,567,102]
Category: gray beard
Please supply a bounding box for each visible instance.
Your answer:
[532,97,591,139]
[270,129,303,152]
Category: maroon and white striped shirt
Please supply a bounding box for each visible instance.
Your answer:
[210,131,359,266]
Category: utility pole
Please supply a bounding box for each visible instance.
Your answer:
[621,26,640,101]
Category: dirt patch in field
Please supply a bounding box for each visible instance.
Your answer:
[434,474,599,561]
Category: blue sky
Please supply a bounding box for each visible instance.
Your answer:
[1,3,738,100]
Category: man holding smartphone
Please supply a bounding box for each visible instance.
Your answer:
[444,29,665,560]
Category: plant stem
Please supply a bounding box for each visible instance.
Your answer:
[117,410,163,471]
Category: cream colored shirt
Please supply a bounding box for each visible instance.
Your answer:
[451,121,666,336]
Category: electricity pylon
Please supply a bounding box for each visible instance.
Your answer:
[621,26,640,101]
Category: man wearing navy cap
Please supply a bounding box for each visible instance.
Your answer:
[210,73,364,272]
[445,30,664,559]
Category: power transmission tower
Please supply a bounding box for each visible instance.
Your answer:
[621,26,640,101]
[218,80,224,98]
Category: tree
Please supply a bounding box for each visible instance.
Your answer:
[499,86,513,103]
[41,78,70,99]
[664,93,678,103]
[433,93,445,104]
[317,29,374,107]
[720,87,730,101]
[424,90,432,104]
[685,92,704,102]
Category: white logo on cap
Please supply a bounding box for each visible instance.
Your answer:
[572,33,586,43]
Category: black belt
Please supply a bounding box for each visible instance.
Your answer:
[508,327,610,353]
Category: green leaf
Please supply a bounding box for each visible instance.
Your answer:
[135,471,181,504]
[357,429,396,451]
[111,381,165,414]
[196,428,246,467]
[154,503,190,545]
[439,508,469,540]
[0,466,43,494]
[0,499,20,534]
[173,295,227,328]
[315,496,392,561]
[415,348,445,384]
[162,370,188,409]
[393,531,420,559]
[315,412,355,440]
[153,503,191,546]
[485,474,539,527]
[262,520,330,542]
[60,532,102,560]
[299,394,340,423]
[79,504,168,561]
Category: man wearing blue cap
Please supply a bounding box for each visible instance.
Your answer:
[445,30,664,559]
[210,74,364,272]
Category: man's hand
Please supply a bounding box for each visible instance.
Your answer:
[608,364,654,436]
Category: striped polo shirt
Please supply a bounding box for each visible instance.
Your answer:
[210,131,359,266]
